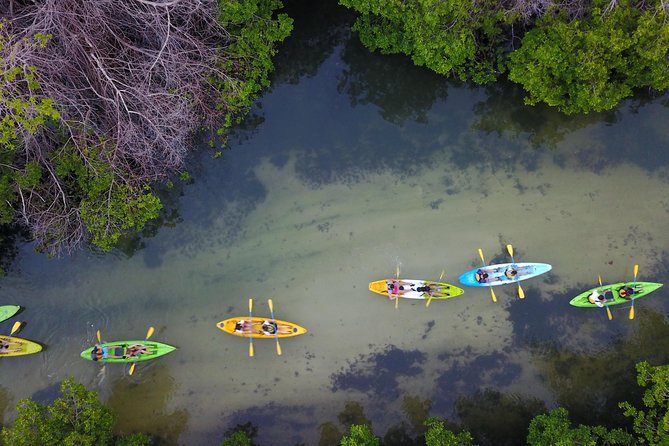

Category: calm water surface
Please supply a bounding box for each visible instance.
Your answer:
[1,3,669,445]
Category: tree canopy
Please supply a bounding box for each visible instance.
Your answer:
[0,0,292,255]
[1,378,149,446]
[340,0,669,114]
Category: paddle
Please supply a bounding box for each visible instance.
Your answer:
[599,275,613,321]
[506,244,525,299]
[426,270,445,308]
[129,326,155,376]
[249,298,254,357]
[629,264,639,320]
[97,329,102,343]
[478,248,497,303]
[9,320,21,336]
[267,299,282,356]
[395,265,400,309]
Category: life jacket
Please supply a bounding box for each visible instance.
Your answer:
[619,286,634,299]
[475,270,488,283]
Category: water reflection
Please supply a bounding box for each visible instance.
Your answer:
[455,389,545,446]
[106,364,189,445]
[472,81,611,148]
[272,0,354,85]
[529,309,669,429]
[0,386,12,427]
[337,38,450,126]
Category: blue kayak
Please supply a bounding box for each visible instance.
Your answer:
[459,262,552,287]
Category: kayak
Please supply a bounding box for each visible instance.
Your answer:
[0,335,42,357]
[459,262,552,287]
[217,317,307,338]
[368,279,464,300]
[80,340,177,363]
[0,305,20,323]
[569,282,663,308]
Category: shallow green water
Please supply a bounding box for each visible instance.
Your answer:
[1,4,669,445]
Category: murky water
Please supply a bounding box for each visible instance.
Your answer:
[1,3,669,445]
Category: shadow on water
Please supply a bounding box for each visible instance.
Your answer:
[432,351,523,413]
[330,344,426,400]
[106,364,189,446]
[226,404,315,446]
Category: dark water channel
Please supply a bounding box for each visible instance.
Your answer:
[1,1,669,445]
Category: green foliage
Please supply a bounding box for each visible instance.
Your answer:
[214,0,293,129]
[424,417,474,446]
[526,407,634,445]
[339,0,508,84]
[340,424,379,446]
[80,184,162,252]
[220,430,253,446]
[0,28,60,151]
[620,361,669,445]
[0,378,149,446]
[508,2,669,114]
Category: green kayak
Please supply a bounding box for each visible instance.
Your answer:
[80,340,176,363]
[569,281,663,308]
[0,305,20,323]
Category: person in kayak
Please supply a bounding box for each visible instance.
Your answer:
[619,286,634,300]
[475,270,491,283]
[386,280,414,299]
[234,320,252,333]
[588,289,613,307]
[417,283,451,297]
[126,344,152,357]
[261,320,293,335]
[91,344,125,361]
[505,267,518,279]
[0,338,21,354]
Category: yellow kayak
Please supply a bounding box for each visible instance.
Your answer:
[368,279,464,300]
[217,317,307,338]
[0,335,42,357]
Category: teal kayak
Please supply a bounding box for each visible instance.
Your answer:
[569,282,663,308]
[0,305,20,323]
[80,340,176,363]
[459,262,552,287]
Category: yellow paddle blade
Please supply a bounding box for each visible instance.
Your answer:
[268,298,274,312]
[96,329,101,343]
[129,363,136,376]
[606,306,613,320]
[518,285,525,299]
[439,270,445,281]
[396,265,400,279]
[490,288,497,303]
[506,244,514,257]
[425,296,433,308]
[598,275,603,287]
[395,294,399,309]
[629,306,635,320]
[145,326,155,340]
[249,343,254,357]
[634,264,639,279]
[276,342,282,356]
[249,298,253,312]
[478,248,485,263]
[10,321,21,336]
